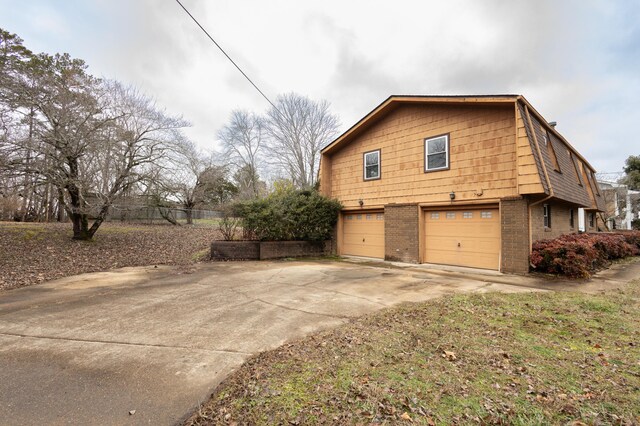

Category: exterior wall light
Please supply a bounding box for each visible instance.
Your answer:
[358,199,364,207]
[449,191,455,200]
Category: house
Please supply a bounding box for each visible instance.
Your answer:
[597,180,640,230]
[319,95,605,274]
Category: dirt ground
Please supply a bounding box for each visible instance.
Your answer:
[0,221,219,291]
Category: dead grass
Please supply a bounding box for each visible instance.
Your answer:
[186,280,640,425]
[0,221,219,291]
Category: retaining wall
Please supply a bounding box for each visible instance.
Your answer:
[211,240,331,260]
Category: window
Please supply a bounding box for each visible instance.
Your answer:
[363,149,380,181]
[366,214,373,220]
[543,204,551,228]
[481,211,492,219]
[431,212,440,219]
[585,170,599,197]
[546,131,561,172]
[424,134,449,172]
[376,213,384,220]
[347,215,353,220]
[446,212,456,219]
[356,214,362,220]
[570,209,575,228]
[589,212,595,228]
[463,212,473,219]
[570,153,583,186]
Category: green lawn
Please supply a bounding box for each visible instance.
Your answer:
[188,280,640,425]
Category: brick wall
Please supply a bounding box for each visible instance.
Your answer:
[384,204,420,263]
[500,197,530,274]
[259,241,330,259]
[530,201,578,242]
[211,240,331,261]
[211,241,260,260]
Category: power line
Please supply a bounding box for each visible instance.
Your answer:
[175,0,282,115]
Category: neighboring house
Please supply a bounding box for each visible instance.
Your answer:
[597,180,640,230]
[319,95,605,274]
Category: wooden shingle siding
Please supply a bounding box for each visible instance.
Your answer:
[329,104,517,208]
[515,104,545,194]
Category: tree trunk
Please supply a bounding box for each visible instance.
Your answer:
[86,203,110,239]
[185,207,193,225]
[66,157,93,240]
[56,188,65,222]
[20,108,35,222]
[71,212,90,240]
[158,206,180,226]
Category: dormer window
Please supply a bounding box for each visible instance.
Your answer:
[545,130,561,173]
[363,149,380,181]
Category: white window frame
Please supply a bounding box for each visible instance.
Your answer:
[363,149,381,181]
[424,134,450,172]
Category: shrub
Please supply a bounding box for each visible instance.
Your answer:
[530,232,640,278]
[217,205,241,241]
[236,184,342,242]
[622,232,640,250]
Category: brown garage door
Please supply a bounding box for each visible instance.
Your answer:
[342,211,385,258]
[424,207,500,270]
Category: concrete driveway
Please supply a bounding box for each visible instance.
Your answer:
[0,259,629,425]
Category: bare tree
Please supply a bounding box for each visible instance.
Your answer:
[1,28,197,239]
[157,144,237,224]
[265,93,339,188]
[1,47,189,238]
[217,109,264,197]
[83,81,189,235]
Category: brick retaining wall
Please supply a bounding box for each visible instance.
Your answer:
[210,241,260,260]
[211,240,331,261]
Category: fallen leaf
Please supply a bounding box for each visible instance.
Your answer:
[442,350,457,361]
[400,412,412,422]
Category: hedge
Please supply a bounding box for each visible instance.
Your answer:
[530,232,640,278]
[236,186,342,242]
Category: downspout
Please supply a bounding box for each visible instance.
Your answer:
[523,103,554,253]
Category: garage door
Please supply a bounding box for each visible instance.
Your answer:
[424,207,500,270]
[342,211,384,258]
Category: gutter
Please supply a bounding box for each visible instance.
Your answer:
[522,102,555,253]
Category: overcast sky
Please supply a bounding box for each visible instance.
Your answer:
[1,0,638,176]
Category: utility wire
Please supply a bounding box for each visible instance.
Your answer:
[175,0,283,116]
